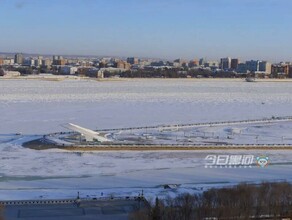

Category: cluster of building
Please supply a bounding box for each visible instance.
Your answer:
[1,53,292,78]
[218,57,290,77]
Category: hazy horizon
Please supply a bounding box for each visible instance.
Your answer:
[0,51,285,63]
[0,0,292,62]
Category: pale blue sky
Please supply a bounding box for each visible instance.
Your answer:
[0,0,291,61]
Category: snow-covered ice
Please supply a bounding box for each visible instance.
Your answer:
[2,78,292,134]
[1,78,292,200]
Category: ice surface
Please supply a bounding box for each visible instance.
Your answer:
[1,78,292,200]
[2,79,292,134]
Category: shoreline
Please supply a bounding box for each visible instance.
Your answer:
[2,76,292,82]
[23,139,292,151]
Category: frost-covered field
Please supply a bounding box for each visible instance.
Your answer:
[1,78,292,200]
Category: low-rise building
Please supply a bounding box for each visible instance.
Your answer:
[271,64,289,77]
[289,66,292,78]
[205,61,219,68]
[0,70,21,77]
[259,61,271,74]
[115,60,131,70]
[188,60,199,68]
[98,67,128,76]
[237,63,247,73]
[3,58,14,65]
[60,66,78,75]
[77,67,101,77]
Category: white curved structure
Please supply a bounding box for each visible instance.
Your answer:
[64,123,110,143]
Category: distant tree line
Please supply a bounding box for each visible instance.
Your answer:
[104,69,249,78]
[130,182,292,220]
[104,69,189,78]
[2,66,284,78]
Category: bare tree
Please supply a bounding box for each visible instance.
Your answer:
[135,182,292,220]
[129,209,150,220]
[0,204,5,220]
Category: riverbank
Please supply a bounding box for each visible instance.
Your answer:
[2,76,292,83]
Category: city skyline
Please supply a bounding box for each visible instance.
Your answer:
[0,52,290,64]
[0,0,292,62]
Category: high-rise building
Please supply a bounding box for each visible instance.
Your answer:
[231,59,239,70]
[53,55,66,65]
[34,59,43,67]
[199,58,205,66]
[220,57,231,70]
[55,59,66,65]
[14,53,23,64]
[259,61,271,74]
[42,59,52,67]
[246,60,260,72]
[127,57,139,65]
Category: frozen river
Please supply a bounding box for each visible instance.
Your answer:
[2,78,292,134]
[1,78,292,200]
